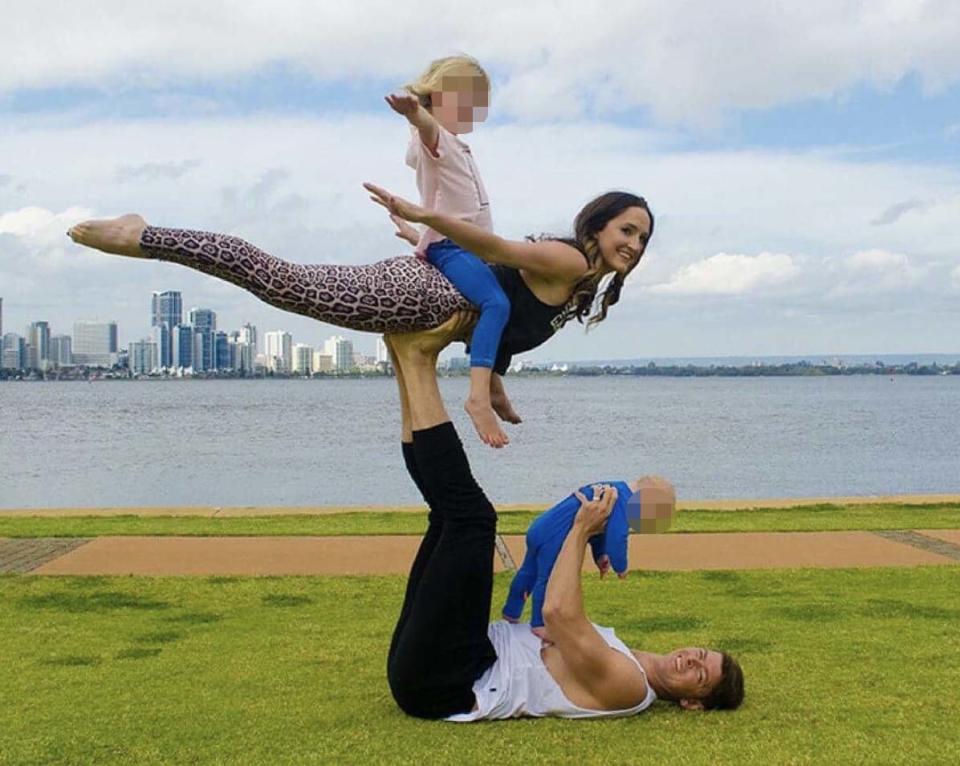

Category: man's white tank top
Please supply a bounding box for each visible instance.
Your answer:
[446,621,657,722]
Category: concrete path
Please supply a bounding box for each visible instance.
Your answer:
[1,528,958,576]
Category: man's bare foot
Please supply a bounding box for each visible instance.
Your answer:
[67,214,148,258]
[490,391,522,424]
[465,397,509,448]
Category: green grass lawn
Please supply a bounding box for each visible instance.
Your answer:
[3,567,959,765]
[2,502,959,538]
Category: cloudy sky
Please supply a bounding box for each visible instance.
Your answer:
[1,0,959,362]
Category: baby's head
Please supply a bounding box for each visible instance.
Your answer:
[627,475,677,534]
[405,54,490,135]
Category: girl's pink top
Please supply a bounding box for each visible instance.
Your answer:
[405,125,493,256]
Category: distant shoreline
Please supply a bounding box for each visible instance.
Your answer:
[2,360,959,381]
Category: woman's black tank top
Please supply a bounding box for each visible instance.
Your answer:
[489,265,569,375]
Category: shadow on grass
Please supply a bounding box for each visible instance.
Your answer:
[859,599,960,620]
[619,615,707,632]
[39,655,102,667]
[262,594,314,608]
[134,631,182,644]
[18,591,171,613]
[711,637,774,654]
[165,611,223,625]
[769,604,846,622]
[697,571,744,583]
[115,647,162,660]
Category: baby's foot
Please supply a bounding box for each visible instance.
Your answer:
[67,214,148,258]
[490,391,522,424]
[465,397,509,448]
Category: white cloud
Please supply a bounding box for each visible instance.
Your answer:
[3,1,960,126]
[828,248,922,294]
[0,205,93,248]
[647,252,799,295]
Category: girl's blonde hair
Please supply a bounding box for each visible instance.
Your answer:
[404,55,491,109]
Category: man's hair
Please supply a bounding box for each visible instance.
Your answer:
[702,652,745,710]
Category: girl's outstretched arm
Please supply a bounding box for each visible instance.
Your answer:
[385,93,440,155]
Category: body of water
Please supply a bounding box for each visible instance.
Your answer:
[1,376,958,509]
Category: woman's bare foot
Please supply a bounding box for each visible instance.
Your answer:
[490,391,522,424]
[465,396,509,448]
[67,214,148,258]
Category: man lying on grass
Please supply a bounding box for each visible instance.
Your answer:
[383,315,745,721]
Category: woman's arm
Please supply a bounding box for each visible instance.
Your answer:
[364,183,588,283]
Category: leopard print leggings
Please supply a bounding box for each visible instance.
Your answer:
[140,226,474,334]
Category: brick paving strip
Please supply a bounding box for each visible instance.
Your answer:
[0,538,91,574]
[872,530,960,561]
[12,530,958,577]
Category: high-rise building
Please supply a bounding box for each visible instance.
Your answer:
[1,333,24,370]
[239,323,257,357]
[129,339,158,375]
[227,331,254,374]
[49,335,72,367]
[188,308,216,371]
[264,331,292,373]
[151,291,182,368]
[324,335,354,372]
[171,324,194,369]
[26,321,51,371]
[214,331,231,371]
[292,344,314,375]
[376,337,389,364]
[312,351,333,373]
[72,321,118,367]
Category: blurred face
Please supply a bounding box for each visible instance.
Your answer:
[431,74,489,135]
[661,647,724,709]
[594,206,652,276]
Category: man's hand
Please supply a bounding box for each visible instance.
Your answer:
[573,484,617,538]
[364,183,428,224]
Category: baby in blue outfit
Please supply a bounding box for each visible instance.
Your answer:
[503,476,677,637]
[503,482,632,635]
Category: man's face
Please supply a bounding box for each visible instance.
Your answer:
[662,647,724,709]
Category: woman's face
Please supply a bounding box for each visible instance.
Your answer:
[594,206,652,276]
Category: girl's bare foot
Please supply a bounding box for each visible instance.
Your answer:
[490,391,522,424]
[465,396,509,448]
[67,214,148,258]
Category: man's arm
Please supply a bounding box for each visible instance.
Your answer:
[542,486,647,706]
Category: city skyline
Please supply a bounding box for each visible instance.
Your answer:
[0,291,384,374]
[0,291,386,356]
